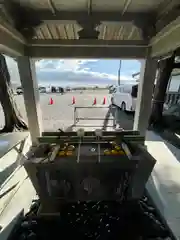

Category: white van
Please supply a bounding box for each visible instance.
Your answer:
[111,84,138,112]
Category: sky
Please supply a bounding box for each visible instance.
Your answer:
[5,57,141,87]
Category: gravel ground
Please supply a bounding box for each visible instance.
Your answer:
[10,197,173,240]
[0,90,134,131]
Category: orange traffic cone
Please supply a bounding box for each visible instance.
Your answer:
[93,97,97,105]
[49,97,54,105]
[72,96,76,104]
[102,96,106,105]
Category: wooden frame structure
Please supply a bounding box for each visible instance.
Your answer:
[0,0,179,142]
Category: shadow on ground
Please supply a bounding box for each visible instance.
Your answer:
[102,105,134,131]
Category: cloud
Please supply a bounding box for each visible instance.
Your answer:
[5,57,136,87]
[36,68,133,87]
[36,59,98,72]
[36,59,134,86]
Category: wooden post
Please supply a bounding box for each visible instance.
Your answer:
[133,55,157,136]
[17,57,42,145]
[149,54,175,127]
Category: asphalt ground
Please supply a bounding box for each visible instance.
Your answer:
[0,90,134,132]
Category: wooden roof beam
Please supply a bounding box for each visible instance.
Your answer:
[37,10,154,24]
[0,16,25,57]
[26,39,149,59]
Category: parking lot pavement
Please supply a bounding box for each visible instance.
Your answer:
[0,91,134,131]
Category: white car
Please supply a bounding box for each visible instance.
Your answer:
[111,84,138,112]
[16,87,23,95]
[39,87,46,93]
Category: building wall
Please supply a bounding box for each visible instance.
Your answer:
[168,74,180,92]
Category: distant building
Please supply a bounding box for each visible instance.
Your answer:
[168,69,180,92]
[132,69,180,93]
